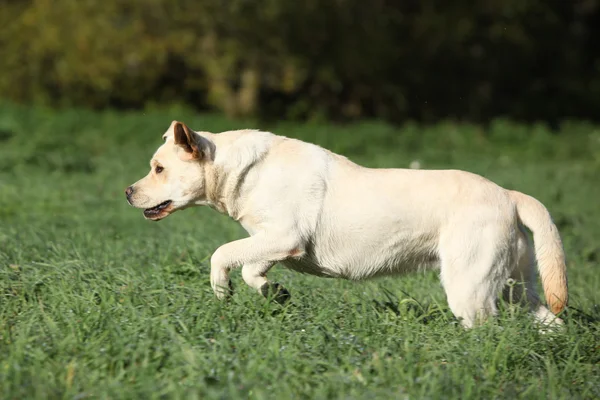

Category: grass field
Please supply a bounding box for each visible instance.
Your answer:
[0,103,599,399]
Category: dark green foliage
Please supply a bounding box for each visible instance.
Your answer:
[1,1,599,123]
[0,104,599,398]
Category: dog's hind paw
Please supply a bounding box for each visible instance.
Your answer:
[260,282,291,305]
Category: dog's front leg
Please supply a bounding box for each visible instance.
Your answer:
[210,234,302,301]
[242,261,291,304]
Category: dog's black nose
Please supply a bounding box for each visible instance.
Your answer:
[125,186,134,198]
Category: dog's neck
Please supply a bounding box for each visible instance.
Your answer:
[202,162,250,220]
[199,130,274,221]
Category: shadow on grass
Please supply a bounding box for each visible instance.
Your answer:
[369,287,454,325]
[368,287,600,330]
[562,304,600,326]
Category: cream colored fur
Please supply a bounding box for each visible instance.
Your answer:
[126,121,568,328]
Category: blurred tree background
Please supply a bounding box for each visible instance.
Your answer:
[1,0,599,124]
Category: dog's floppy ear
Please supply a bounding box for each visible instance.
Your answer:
[172,121,212,161]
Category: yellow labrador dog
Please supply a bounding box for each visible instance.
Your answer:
[126,121,568,328]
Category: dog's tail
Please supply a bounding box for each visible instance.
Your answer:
[509,190,568,314]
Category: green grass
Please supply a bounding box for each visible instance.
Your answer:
[0,103,599,399]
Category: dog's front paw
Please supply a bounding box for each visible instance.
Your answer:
[260,282,291,305]
[212,281,234,300]
[211,271,233,300]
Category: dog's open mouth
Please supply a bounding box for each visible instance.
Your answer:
[143,200,172,219]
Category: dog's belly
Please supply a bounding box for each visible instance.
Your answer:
[281,236,440,281]
[280,257,339,278]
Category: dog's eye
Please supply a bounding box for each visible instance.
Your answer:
[155,165,164,174]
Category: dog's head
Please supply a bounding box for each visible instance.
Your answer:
[125,121,215,221]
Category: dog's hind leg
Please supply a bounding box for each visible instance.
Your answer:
[439,223,512,328]
[504,226,562,326]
